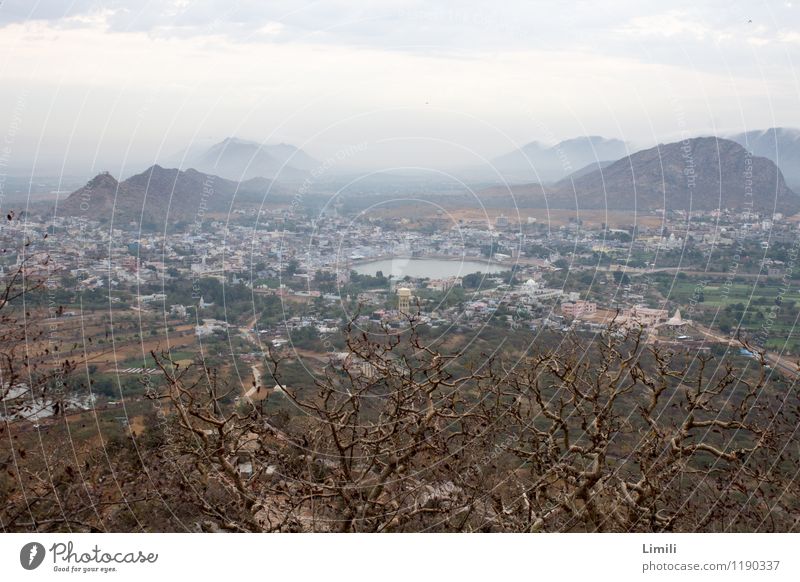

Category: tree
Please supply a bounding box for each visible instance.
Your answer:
[146,317,799,532]
[612,270,630,285]
[283,259,300,277]
[0,215,69,424]
[0,216,92,530]
[462,273,483,289]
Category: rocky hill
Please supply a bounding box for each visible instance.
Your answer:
[58,165,284,227]
[481,137,798,214]
[556,137,797,213]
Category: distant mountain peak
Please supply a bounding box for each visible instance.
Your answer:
[553,136,797,213]
[123,164,181,187]
[170,137,321,180]
[559,135,623,145]
[86,171,119,188]
[489,135,629,183]
[216,136,258,146]
[729,127,800,188]
[752,127,800,139]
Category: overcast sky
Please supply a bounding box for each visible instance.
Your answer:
[1,0,798,177]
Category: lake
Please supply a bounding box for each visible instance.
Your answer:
[352,258,507,279]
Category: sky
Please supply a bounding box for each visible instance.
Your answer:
[0,0,798,178]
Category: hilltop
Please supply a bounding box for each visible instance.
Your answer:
[58,165,283,226]
[557,137,797,213]
[478,137,798,214]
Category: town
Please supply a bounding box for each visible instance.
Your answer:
[3,188,798,429]
[3,0,800,543]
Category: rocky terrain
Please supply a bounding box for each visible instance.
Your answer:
[59,165,284,226]
[478,137,798,214]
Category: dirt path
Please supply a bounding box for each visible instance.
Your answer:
[693,323,798,378]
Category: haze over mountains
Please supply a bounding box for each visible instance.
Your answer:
[728,128,800,189]
[157,129,799,188]
[58,129,800,225]
[168,137,321,181]
[477,136,797,214]
[486,136,630,183]
[554,137,797,213]
[474,129,800,189]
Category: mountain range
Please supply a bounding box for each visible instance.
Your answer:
[486,136,630,183]
[59,131,800,226]
[168,137,320,181]
[161,129,800,190]
[58,165,284,227]
[728,128,800,189]
[556,136,796,213]
[478,136,799,214]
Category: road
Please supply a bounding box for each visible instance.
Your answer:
[692,323,798,379]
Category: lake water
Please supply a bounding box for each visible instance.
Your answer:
[352,258,507,279]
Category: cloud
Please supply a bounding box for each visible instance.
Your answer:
[778,30,800,44]
[2,1,797,62]
[615,10,734,43]
[0,1,798,174]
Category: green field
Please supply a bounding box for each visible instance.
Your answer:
[653,274,800,353]
[656,277,800,308]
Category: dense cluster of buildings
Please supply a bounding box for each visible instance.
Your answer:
[2,202,793,348]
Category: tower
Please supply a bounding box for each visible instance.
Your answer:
[397,287,412,314]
